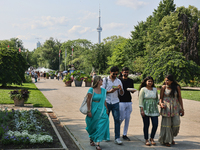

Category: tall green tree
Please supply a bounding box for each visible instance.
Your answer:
[61,39,93,73]
[107,39,128,71]
[0,48,27,86]
[92,43,109,74]
[142,49,200,84]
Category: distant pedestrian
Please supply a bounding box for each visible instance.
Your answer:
[57,72,61,80]
[92,71,97,79]
[61,72,64,80]
[43,71,46,80]
[138,76,159,146]
[101,66,124,145]
[34,72,38,83]
[118,67,135,141]
[85,76,110,150]
[158,74,184,147]
[38,72,41,81]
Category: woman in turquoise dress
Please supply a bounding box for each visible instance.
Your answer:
[138,76,159,146]
[86,76,110,150]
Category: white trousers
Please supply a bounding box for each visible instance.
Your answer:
[119,102,132,136]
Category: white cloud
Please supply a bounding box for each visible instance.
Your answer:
[79,11,97,23]
[68,25,81,33]
[13,16,69,30]
[116,0,148,9]
[103,23,128,30]
[68,25,91,34]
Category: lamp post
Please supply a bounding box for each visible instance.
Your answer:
[59,49,61,71]
[65,47,67,71]
[71,46,74,66]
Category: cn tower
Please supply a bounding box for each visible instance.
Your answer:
[97,9,102,44]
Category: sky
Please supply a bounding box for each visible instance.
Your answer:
[0,0,199,51]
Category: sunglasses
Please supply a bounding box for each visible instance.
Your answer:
[113,73,118,76]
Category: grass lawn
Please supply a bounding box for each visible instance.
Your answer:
[134,84,200,102]
[0,83,52,107]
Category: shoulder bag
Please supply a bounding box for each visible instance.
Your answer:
[80,89,94,115]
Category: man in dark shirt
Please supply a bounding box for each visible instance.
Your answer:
[119,67,135,141]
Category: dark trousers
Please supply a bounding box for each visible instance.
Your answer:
[142,116,158,140]
[107,102,120,139]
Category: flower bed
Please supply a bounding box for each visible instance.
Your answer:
[0,108,62,149]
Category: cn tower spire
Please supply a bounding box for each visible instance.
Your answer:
[97,6,102,44]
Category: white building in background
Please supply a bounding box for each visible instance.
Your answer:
[37,41,41,48]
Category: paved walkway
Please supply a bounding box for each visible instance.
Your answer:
[34,79,200,150]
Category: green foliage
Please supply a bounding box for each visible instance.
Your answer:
[61,39,93,74]
[24,74,32,83]
[49,71,55,76]
[92,43,110,74]
[71,70,85,81]
[9,89,30,102]
[0,108,13,128]
[142,50,200,84]
[152,0,176,23]
[63,73,73,83]
[0,48,27,87]
[107,39,128,72]
[83,74,93,82]
[130,57,146,73]
[31,37,61,70]
[0,83,52,107]
[128,75,142,83]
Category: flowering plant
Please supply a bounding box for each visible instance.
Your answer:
[0,108,53,145]
[9,89,30,102]
[71,70,85,81]
[83,75,93,82]
[63,73,73,83]
[49,71,55,76]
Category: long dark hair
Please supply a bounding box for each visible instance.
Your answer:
[163,74,180,98]
[139,76,155,91]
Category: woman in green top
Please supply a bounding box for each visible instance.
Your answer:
[139,76,159,146]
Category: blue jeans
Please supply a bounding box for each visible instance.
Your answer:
[107,102,120,139]
[142,116,158,140]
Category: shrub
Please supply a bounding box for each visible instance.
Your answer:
[24,74,32,83]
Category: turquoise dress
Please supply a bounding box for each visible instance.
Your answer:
[85,87,110,142]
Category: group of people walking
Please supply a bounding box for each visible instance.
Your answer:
[85,66,184,150]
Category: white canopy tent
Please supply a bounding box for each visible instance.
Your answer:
[33,67,54,73]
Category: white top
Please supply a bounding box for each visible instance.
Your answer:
[101,76,124,104]
[139,87,158,108]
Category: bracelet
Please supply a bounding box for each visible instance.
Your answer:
[87,110,91,113]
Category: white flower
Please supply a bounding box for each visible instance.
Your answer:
[14,131,21,137]
[30,139,36,144]
[7,130,14,136]
[22,130,29,137]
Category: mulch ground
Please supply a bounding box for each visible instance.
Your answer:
[48,112,79,150]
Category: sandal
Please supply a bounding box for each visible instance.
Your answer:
[172,140,175,145]
[96,145,102,150]
[150,138,156,145]
[90,139,95,146]
[145,141,151,146]
[164,143,171,147]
